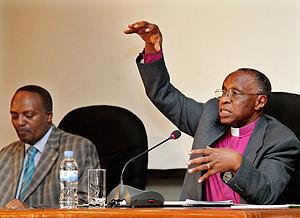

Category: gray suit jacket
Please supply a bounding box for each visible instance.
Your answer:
[0,126,100,207]
[136,55,300,204]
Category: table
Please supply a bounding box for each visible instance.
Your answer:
[0,207,300,218]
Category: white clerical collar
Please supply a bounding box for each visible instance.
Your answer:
[231,127,240,137]
[230,118,260,138]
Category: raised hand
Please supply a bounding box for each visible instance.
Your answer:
[124,21,163,54]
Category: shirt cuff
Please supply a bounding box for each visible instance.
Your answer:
[142,49,163,63]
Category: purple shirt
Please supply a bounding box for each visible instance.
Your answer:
[205,119,258,203]
[142,50,163,63]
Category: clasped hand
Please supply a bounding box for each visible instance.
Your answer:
[4,199,28,209]
[187,147,242,183]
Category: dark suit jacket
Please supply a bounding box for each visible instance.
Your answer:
[0,126,100,207]
[136,55,300,204]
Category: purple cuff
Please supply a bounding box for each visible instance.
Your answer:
[142,50,163,63]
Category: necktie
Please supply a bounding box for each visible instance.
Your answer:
[19,146,38,201]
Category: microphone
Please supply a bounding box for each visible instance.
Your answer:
[107,130,181,207]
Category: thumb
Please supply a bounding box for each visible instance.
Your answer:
[154,41,161,52]
[150,33,162,52]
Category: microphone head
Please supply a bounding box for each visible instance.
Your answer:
[170,130,181,139]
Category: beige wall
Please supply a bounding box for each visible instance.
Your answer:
[1,0,300,169]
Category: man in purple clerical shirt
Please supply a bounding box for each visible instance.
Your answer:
[123,21,300,204]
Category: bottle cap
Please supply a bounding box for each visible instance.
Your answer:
[64,150,74,157]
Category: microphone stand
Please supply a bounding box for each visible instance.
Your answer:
[107,131,181,207]
[120,136,172,185]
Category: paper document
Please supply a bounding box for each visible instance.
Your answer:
[231,204,300,209]
[164,199,233,207]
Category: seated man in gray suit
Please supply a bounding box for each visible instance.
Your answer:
[124,21,300,204]
[0,85,100,208]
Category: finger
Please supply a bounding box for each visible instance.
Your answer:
[144,23,159,33]
[198,173,208,183]
[189,148,205,155]
[187,161,211,173]
[128,22,159,34]
[127,21,148,29]
[138,23,160,35]
[137,27,150,35]
[129,21,150,32]
[133,21,148,28]
[187,155,210,166]
[189,148,213,155]
[7,200,27,209]
[198,168,217,183]
[124,27,148,35]
[124,21,149,34]
[124,28,137,34]
[4,203,11,209]
[4,201,16,209]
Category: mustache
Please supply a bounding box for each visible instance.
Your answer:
[16,127,31,132]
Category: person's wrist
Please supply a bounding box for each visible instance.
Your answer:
[222,171,234,184]
[231,154,242,173]
[144,43,159,54]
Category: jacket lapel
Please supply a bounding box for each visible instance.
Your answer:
[11,142,25,200]
[243,115,268,164]
[238,116,267,204]
[23,127,60,200]
[193,114,228,150]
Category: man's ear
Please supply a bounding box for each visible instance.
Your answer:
[46,111,53,123]
[255,95,268,111]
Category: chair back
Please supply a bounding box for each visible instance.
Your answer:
[265,92,300,203]
[58,105,148,195]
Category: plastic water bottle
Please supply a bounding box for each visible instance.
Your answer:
[59,151,79,208]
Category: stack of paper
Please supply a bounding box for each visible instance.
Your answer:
[163,199,233,207]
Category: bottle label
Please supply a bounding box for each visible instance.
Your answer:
[60,170,78,182]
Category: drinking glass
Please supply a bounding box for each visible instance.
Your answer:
[88,169,106,207]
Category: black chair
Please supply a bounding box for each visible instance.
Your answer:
[265,92,300,204]
[58,105,148,195]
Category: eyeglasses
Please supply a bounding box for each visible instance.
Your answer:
[215,89,263,100]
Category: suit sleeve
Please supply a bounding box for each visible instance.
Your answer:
[136,54,205,137]
[227,122,300,204]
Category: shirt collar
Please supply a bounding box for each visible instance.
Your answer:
[230,118,259,138]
